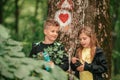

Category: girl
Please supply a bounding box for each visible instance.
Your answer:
[71,26,108,80]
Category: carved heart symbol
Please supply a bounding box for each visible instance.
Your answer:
[59,13,69,23]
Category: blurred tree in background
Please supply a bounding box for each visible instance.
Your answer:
[110,0,120,79]
[0,0,120,80]
[0,0,48,56]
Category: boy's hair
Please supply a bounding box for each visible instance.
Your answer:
[44,18,60,29]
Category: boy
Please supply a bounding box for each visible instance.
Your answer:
[29,18,69,71]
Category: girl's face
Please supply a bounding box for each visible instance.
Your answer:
[44,26,59,43]
[79,32,91,48]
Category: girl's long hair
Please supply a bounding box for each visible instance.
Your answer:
[76,26,98,61]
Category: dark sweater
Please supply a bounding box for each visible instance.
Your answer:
[29,42,69,71]
[71,47,108,80]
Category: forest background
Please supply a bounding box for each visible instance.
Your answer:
[0,0,120,80]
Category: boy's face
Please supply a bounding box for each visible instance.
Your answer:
[44,25,60,43]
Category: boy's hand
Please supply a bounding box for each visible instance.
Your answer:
[49,61,54,68]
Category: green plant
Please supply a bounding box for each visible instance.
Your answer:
[0,25,79,80]
[33,41,68,65]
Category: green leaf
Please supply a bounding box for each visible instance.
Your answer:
[57,50,64,54]
[21,58,45,67]
[0,25,10,39]
[51,66,68,80]
[53,47,58,51]
[40,70,55,80]
[34,67,55,80]
[0,57,8,71]
[23,76,40,80]
[8,51,25,57]
[14,65,31,79]
[7,39,22,46]
[5,46,23,52]
[1,69,14,79]
[8,67,16,73]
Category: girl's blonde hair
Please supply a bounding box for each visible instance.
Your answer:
[76,26,98,61]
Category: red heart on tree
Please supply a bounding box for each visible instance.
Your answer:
[59,13,69,23]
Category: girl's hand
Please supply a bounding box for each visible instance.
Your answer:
[71,57,79,64]
[76,63,85,72]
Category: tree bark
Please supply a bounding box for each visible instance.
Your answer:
[94,0,112,79]
[48,0,112,80]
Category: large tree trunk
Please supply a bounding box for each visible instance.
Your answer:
[48,0,112,80]
[94,1,112,79]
